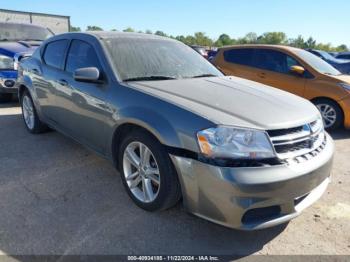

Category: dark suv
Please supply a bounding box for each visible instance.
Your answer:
[0,22,53,102]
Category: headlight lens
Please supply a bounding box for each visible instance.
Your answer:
[197,126,275,159]
[338,82,350,92]
[0,55,14,70]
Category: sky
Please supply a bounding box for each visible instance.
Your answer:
[1,0,349,46]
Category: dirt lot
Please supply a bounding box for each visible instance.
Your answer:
[0,101,349,256]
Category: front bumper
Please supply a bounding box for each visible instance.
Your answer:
[170,133,334,230]
[0,70,18,94]
[339,96,350,129]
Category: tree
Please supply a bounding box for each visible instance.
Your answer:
[70,25,81,32]
[257,32,287,45]
[215,34,233,47]
[175,35,186,43]
[145,29,153,34]
[123,27,135,32]
[244,32,258,44]
[193,32,213,46]
[155,31,167,37]
[111,29,118,31]
[305,37,317,49]
[335,44,348,52]
[289,35,306,48]
[86,25,103,31]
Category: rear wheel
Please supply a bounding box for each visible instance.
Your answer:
[314,98,343,130]
[20,90,49,134]
[0,93,12,103]
[118,130,181,211]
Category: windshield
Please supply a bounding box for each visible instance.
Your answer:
[295,49,341,76]
[0,23,53,41]
[103,37,223,81]
[317,50,340,62]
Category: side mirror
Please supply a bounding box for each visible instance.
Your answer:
[74,67,100,82]
[290,65,305,76]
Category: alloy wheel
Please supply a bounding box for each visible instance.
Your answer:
[123,141,161,203]
[316,103,337,129]
[22,95,35,130]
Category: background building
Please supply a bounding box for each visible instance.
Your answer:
[0,9,70,34]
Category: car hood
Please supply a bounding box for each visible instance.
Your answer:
[328,74,350,83]
[0,41,40,57]
[128,76,320,130]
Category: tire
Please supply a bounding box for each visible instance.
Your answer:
[0,93,12,103]
[118,129,182,211]
[313,98,343,130]
[20,90,49,134]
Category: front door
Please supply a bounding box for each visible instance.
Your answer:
[55,39,109,153]
[253,48,307,97]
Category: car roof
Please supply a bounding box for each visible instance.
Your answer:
[85,31,176,42]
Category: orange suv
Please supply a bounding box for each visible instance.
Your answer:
[213,45,350,130]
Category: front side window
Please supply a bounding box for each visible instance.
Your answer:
[43,40,69,69]
[223,48,254,67]
[103,37,222,81]
[65,40,102,74]
[254,49,300,74]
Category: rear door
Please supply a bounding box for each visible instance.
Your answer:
[253,49,307,96]
[217,48,261,82]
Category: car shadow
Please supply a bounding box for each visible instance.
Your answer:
[0,97,19,109]
[0,112,287,257]
[329,129,350,140]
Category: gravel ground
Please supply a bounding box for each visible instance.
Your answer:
[0,102,349,257]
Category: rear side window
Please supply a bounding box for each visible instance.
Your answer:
[223,48,254,67]
[43,40,69,69]
[65,40,102,74]
[254,49,300,74]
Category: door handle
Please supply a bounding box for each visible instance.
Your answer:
[258,72,266,78]
[57,79,68,86]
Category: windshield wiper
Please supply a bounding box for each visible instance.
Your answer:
[191,74,217,78]
[123,76,177,82]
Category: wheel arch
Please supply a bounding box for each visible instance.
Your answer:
[311,96,345,116]
[110,116,181,171]
[311,96,345,128]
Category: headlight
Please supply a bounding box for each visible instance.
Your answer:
[197,126,275,159]
[0,55,14,70]
[338,83,350,92]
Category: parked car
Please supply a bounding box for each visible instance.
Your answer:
[190,45,208,59]
[213,45,350,130]
[17,32,333,230]
[0,22,53,102]
[328,51,339,57]
[207,49,218,62]
[306,49,350,74]
[336,52,350,60]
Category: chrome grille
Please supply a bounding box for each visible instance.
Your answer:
[267,119,326,161]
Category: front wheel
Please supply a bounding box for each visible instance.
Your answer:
[118,130,182,211]
[20,90,48,134]
[314,98,343,130]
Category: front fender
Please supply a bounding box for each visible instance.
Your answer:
[110,106,183,149]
